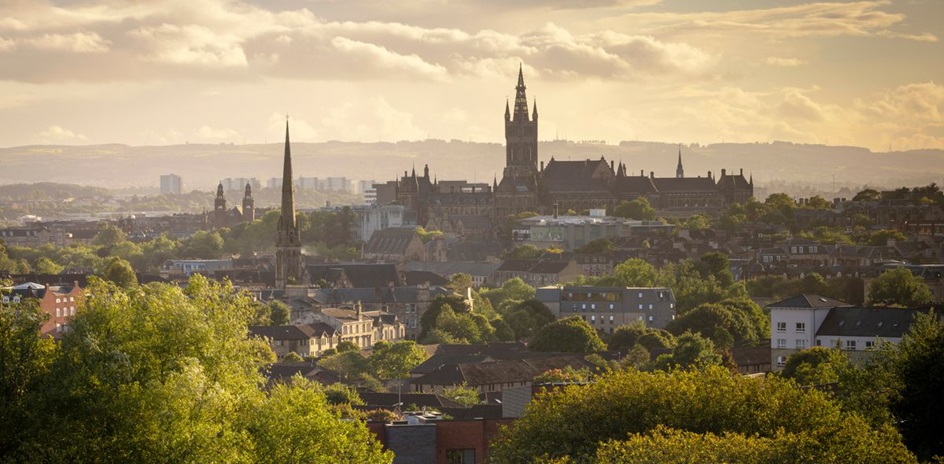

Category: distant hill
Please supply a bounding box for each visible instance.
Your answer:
[1,140,942,192]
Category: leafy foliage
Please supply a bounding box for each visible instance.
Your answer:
[867,267,933,307]
[489,367,915,464]
[368,341,429,381]
[529,317,606,354]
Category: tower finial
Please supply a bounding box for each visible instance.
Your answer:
[676,144,684,178]
[513,63,529,121]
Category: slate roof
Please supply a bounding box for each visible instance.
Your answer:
[497,259,572,274]
[816,307,928,338]
[9,273,89,287]
[248,323,338,340]
[652,177,716,192]
[364,227,420,256]
[541,159,612,192]
[307,263,401,288]
[403,261,501,278]
[404,270,450,286]
[309,286,451,305]
[612,176,658,194]
[716,172,751,190]
[768,294,851,309]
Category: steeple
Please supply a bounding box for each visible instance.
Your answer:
[242,182,254,222]
[276,119,302,288]
[505,98,510,121]
[676,144,685,178]
[214,182,226,212]
[616,161,625,177]
[513,63,529,122]
[532,99,538,120]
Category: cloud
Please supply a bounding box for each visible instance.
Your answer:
[37,125,87,142]
[0,0,714,83]
[605,1,936,42]
[766,56,806,67]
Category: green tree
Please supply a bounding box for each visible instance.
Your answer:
[867,267,932,307]
[489,366,915,464]
[441,384,480,407]
[852,188,881,202]
[180,230,224,259]
[884,311,944,460]
[653,331,722,371]
[608,322,648,353]
[781,346,850,386]
[249,377,391,463]
[481,277,536,310]
[369,341,429,381]
[322,382,365,406]
[101,256,137,288]
[33,256,64,275]
[594,423,915,464]
[529,317,606,353]
[92,222,127,248]
[503,299,555,340]
[0,299,57,454]
[574,238,615,254]
[336,341,359,353]
[613,258,658,287]
[612,197,656,220]
[268,300,291,326]
[22,275,276,462]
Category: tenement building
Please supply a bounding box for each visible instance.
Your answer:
[392,66,753,225]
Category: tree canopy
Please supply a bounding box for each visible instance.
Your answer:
[867,268,933,307]
[489,367,915,464]
[529,317,606,354]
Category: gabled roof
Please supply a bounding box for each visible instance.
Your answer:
[612,176,658,194]
[816,307,928,338]
[716,172,751,190]
[307,263,401,288]
[364,227,421,256]
[541,158,612,192]
[404,270,450,286]
[248,323,338,341]
[768,294,851,309]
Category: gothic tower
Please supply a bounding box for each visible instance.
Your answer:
[503,64,539,180]
[213,181,227,228]
[676,145,685,178]
[242,182,255,222]
[275,121,302,288]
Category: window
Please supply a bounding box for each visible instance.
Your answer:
[609,315,614,323]
[56,308,61,318]
[776,356,786,367]
[56,323,62,333]
[638,292,643,298]
[446,449,476,464]
[816,339,822,346]
[796,339,807,349]
[866,341,875,349]
[70,307,75,316]
[590,315,596,322]
[776,339,787,349]
[796,322,806,333]
[776,322,786,332]
[648,304,653,310]
[845,340,857,350]
[638,304,643,310]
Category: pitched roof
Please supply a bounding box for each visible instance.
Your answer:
[768,294,851,309]
[307,263,401,288]
[816,307,928,338]
[404,270,450,286]
[541,158,613,192]
[716,172,751,190]
[651,177,716,192]
[309,286,451,305]
[364,227,421,256]
[248,323,338,340]
[359,392,464,410]
[612,176,658,194]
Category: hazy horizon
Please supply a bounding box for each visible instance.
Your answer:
[1,1,942,152]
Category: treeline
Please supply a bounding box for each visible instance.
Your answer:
[0,276,391,463]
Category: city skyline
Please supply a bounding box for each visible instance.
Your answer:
[1,0,942,152]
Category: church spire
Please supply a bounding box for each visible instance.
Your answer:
[676,144,685,178]
[513,63,529,122]
[505,98,510,121]
[280,121,296,231]
[276,119,302,288]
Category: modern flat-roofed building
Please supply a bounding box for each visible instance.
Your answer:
[536,285,676,332]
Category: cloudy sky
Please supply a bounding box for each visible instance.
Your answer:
[1,0,942,151]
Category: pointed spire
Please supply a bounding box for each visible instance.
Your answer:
[505,98,510,120]
[676,144,685,179]
[750,172,754,185]
[424,164,429,179]
[280,119,296,232]
[532,99,538,119]
[244,182,252,198]
[216,181,224,196]
[513,63,529,122]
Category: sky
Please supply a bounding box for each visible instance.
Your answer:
[1,0,942,151]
